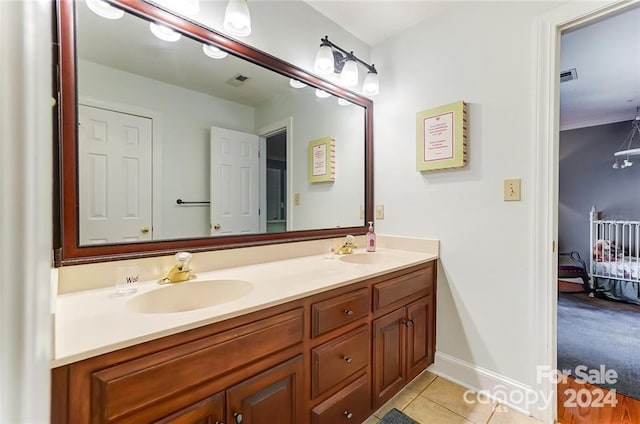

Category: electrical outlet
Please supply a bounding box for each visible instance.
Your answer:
[294,193,300,205]
[504,179,521,201]
[375,205,385,219]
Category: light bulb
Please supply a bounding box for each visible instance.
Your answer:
[612,162,619,169]
[149,22,181,42]
[339,58,358,87]
[223,0,251,36]
[315,89,330,98]
[85,0,124,19]
[624,159,633,167]
[314,44,334,75]
[362,70,379,96]
[202,44,228,59]
[289,79,306,89]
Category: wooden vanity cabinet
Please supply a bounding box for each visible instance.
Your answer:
[52,260,436,424]
[372,262,436,409]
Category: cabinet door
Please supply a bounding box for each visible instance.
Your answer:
[226,355,304,424]
[154,392,224,424]
[372,308,406,408]
[406,296,434,382]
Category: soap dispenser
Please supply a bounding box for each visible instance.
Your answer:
[366,221,376,252]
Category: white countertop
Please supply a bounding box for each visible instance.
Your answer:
[53,248,437,368]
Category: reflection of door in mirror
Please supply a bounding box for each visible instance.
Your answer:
[210,126,260,236]
[78,104,153,244]
[266,131,287,233]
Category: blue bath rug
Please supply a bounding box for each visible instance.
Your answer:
[380,408,419,424]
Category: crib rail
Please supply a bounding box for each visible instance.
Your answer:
[590,215,640,283]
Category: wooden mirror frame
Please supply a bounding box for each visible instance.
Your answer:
[54,0,374,266]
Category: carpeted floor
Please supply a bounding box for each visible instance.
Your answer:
[557,292,640,400]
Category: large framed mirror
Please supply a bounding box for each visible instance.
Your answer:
[55,0,373,265]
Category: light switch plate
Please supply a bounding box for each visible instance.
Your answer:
[375,205,385,219]
[360,205,364,219]
[294,193,300,205]
[504,179,521,201]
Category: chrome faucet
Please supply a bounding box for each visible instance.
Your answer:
[337,235,357,255]
[161,252,196,283]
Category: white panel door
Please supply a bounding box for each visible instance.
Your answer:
[210,126,260,236]
[78,104,153,244]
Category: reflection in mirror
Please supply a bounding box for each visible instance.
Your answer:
[76,0,366,246]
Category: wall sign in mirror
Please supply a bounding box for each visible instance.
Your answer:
[55,0,373,265]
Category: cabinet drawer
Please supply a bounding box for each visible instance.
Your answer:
[312,288,369,338]
[311,374,370,424]
[373,263,433,311]
[311,325,369,399]
[91,308,303,423]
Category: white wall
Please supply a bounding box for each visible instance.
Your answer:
[0,1,52,422]
[255,91,365,230]
[372,1,560,394]
[79,60,255,239]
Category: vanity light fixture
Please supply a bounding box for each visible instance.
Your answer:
[612,106,640,169]
[315,88,331,98]
[202,44,228,59]
[149,22,181,42]
[84,0,124,19]
[223,0,251,37]
[313,35,379,96]
[289,78,307,88]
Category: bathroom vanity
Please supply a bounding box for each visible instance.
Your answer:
[51,249,437,424]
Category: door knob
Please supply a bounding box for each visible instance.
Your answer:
[213,223,221,230]
[141,226,150,234]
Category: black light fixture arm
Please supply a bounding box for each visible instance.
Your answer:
[320,36,377,73]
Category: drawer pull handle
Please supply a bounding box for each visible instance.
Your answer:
[234,412,243,424]
[344,411,353,419]
[344,355,353,364]
[344,309,354,316]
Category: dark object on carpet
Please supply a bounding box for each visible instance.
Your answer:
[380,408,419,424]
[557,293,640,400]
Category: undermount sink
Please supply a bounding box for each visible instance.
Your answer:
[338,252,392,264]
[127,279,253,314]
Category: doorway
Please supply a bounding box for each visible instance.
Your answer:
[265,130,287,233]
[535,1,640,423]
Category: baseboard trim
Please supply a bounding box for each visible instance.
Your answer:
[428,351,542,418]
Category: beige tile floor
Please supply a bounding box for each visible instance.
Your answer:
[363,371,542,424]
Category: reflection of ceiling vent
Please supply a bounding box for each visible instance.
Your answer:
[560,68,578,83]
[226,73,250,87]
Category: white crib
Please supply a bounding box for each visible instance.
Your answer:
[590,207,640,285]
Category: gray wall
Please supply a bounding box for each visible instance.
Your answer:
[559,120,640,264]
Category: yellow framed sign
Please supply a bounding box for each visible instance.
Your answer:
[416,100,468,171]
[308,136,336,183]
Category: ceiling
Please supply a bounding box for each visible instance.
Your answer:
[560,4,640,130]
[304,1,640,131]
[303,1,444,46]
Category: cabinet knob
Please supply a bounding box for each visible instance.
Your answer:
[343,355,353,364]
[344,309,354,316]
[344,411,353,419]
[233,412,243,424]
[404,318,415,327]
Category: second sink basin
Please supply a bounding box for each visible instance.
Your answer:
[127,279,253,314]
[338,252,392,265]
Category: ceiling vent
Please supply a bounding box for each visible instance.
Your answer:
[226,73,250,87]
[560,68,578,83]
